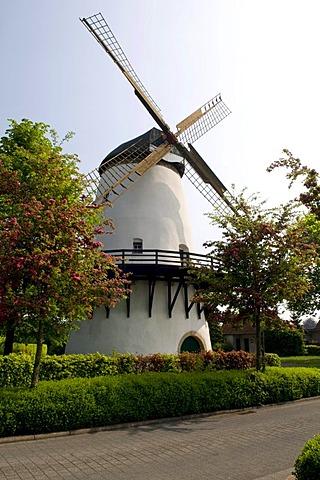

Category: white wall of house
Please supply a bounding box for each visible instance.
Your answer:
[224,334,256,354]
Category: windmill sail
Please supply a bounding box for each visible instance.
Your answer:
[81,13,236,214]
[176,95,231,144]
[183,144,236,213]
[85,131,173,204]
[81,13,170,134]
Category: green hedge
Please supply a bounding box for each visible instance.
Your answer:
[0,351,281,388]
[1,367,320,438]
[264,328,305,356]
[306,345,320,356]
[0,354,33,387]
[0,337,47,356]
[294,434,320,480]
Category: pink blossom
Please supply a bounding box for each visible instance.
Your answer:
[92,241,103,248]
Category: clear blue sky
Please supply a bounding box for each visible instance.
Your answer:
[2,0,320,251]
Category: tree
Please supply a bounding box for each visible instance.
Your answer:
[268,150,320,316]
[189,192,316,370]
[264,325,305,356]
[268,149,320,217]
[0,119,129,386]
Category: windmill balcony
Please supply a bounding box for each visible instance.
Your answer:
[103,249,217,280]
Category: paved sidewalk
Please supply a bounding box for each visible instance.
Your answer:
[1,398,320,479]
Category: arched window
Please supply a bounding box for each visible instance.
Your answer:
[179,243,189,253]
[179,244,189,266]
[133,238,143,254]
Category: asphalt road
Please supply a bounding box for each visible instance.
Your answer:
[1,397,320,480]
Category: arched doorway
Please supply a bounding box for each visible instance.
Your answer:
[180,335,202,353]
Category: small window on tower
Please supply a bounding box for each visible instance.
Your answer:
[133,238,143,254]
[179,244,189,266]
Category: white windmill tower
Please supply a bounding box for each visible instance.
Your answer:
[66,13,236,356]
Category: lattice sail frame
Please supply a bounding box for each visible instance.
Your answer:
[81,13,167,130]
[183,163,233,214]
[177,95,231,145]
[85,140,172,204]
[81,12,235,213]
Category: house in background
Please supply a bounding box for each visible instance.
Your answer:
[304,319,320,344]
[223,323,256,353]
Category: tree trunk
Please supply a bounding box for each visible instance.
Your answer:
[31,316,44,388]
[3,318,15,355]
[255,314,262,371]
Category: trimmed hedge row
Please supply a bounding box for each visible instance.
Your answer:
[306,345,320,356]
[294,433,320,480]
[0,351,281,387]
[0,354,33,388]
[0,337,47,356]
[0,367,320,438]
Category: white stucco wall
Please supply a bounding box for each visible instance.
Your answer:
[67,280,211,355]
[66,149,212,355]
[99,156,195,253]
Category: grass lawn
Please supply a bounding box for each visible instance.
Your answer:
[280,356,320,368]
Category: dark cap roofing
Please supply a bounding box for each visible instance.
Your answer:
[99,127,183,175]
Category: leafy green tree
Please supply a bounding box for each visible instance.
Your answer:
[268,149,320,217]
[189,192,316,370]
[203,307,224,350]
[0,119,129,386]
[264,325,305,356]
[0,310,71,355]
[268,151,320,316]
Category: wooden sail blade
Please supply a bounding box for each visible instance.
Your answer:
[81,13,171,134]
[81,12,235,214]
[87,142,173,204]
[176,94,231,145]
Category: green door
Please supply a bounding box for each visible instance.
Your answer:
[180,336,201,353]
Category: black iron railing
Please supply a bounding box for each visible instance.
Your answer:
[103,249,217,269]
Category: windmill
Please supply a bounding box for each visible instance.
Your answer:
[66,13,235,356]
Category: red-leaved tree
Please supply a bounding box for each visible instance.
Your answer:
[0,119,129,386]
[189,191,316,370]
[267,150,320,316]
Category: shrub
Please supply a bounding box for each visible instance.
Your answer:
[0,337,47,356]
[0,353,33,387]
[199,350,220,370]
[111,352,137,374]
[217,350,255,370]
[264,328,305,356]
[306,345,320,356]
[178,352,204,372]
[39,353,119,381]
[260,368,320,404]
[294,434,320,480]
[220,342,234,352]
[134,353,180,373]
[0,350,281,388]
[1,367,320,438]
[264,353,281,367]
